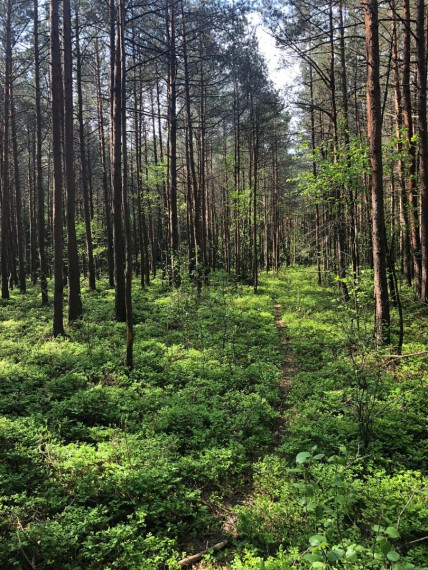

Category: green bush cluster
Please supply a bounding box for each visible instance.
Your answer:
[0,269,426,568]
[0,273,282,568]
[230,269,427,568]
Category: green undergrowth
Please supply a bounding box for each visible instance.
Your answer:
[229,268,427,569]
[0,272,282,568]
[0,269,427,569]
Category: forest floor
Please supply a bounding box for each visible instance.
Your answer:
[0,268,427,569]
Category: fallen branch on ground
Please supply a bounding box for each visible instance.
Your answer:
[383,351,428,359]
[177,540,229,566]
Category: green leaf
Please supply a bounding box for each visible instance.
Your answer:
[303,553,323,563]
[296,451,311,464]
[327,549,344,562]
[339,445,347,455]
[387,551,400,562]
[385,526,400,539]
[345,549,357,563]
[313,453,325,461]
[309,535,327,547]
[311,562,326,568]
[372,525,384,533]
[380,539,392,555]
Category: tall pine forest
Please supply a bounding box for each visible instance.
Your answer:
[0,0,427,568]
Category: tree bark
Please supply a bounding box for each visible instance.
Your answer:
[95,40,115,288]
[111,0,126,322]
[1,0,12,300]
[34,0,48,304]
[364,0,391,344]
[10,86,26,292]
[402,0,422,295]
[63,0,82,320]
[50,0,65,336]
[75,8,96,291]
[167,0,180,287]
[416,0,428,304]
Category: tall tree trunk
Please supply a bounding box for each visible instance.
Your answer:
[403,0,422,295]
[392,2,412,285]
[75,8,96,291]
[119,0,133,367]
[167,0,180,287]
[1,0,12,300]
[34,0,48,304]
[111,0,126,322]
[95,40,114,287]
[416,0,428,304]
[63,0,82,320]
[329,1,349,301]
[10,86,26,292]
[50,0,65,336]
[28,134,38,285]
[364,0,391,344]
[309,62,321,285]
[251,99,259,293]
[180,0,203,290]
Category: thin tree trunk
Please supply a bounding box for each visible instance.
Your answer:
[95,40,114,287]
[391,2,412,286]
[76,8,96,291]
[119,0,133,366]
[34,0,48,304]
[10,86,26,292]
[403,0,422,295]
[180,0,203,290]
[329,1,349,301]
[1,0,12,300]
[364,0,391,344]
[111,0,126,322]
[51,0,65,336]
[167,0,180,287]
[63,0,82,320]
[416,0,428,304]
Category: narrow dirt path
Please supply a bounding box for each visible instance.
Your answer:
[274,303,293,389]
[176,304,294,568]
[273,303,293,446]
